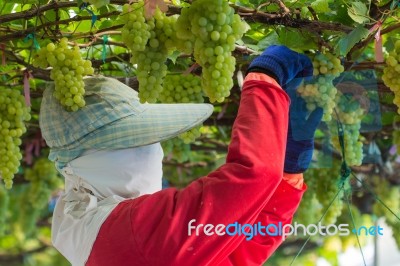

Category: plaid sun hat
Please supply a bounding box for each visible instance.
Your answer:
[39,76,213,168]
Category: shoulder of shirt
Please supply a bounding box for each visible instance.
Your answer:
[244,72,281,88]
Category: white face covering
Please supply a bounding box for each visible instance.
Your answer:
[59,143,163,218]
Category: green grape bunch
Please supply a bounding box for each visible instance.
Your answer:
[298,53,344,121]
[297,76,337,121]
[176,0,247,103]
[33,38,94,112]
[24,158,61,209]
[160,74,204,104]
[329,91,365,166]
[131,8,176,103]
[121,2,152,53]
[0,88,31,189]
[294,159,344,225]
[382,40,400,114]
[312,53,344,77]
[161,74,205,144]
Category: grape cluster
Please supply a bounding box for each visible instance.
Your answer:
[132,9,176,103]
[0,88,31,189]
[161,74,205,143]
[298,53,344,121]
[176,0,247,103]
[33,38,94,111]
[121,2,151,53]
[297,77,337,121]
[24,158,61,209]
[382,40,400,114]
[162,138,191,163]
[312,53,344,76]
[294,159,344,225]
[393,130,400,155]
[372,176,400,224]
[160,74,204,103]
[329,92,365,166]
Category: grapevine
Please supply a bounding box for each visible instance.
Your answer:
[176,0,247,103]
[382,40,400,114]
[33,38,94,112]
[0,87,31,189]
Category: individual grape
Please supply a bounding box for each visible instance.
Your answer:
[0,88,31,189]
[176,0,247,103]
[382,40,400,114]
[33,38,94,111]
[121,2,152,53]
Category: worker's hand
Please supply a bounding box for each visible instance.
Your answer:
[247,45,313,89]
[284,82,323,173]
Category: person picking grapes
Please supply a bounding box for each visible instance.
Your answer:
[39,45,322,266]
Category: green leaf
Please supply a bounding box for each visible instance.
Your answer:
[257,31,280,50]
[277,28,318,51]
[381,111,397,126]
[348,1,370,24]
[168,51,181,65]
[311,0,331,13]
[336,25,369,56]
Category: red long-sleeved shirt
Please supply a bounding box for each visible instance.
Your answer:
[86,74,306,266]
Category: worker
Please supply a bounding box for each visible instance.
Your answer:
[39,45,322,266]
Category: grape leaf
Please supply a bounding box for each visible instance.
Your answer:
[336,25,369,56]
[311,0,331,13]
[144,0,168,19]
[348,1,370,24]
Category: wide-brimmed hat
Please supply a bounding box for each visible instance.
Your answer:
[39,76,213,168]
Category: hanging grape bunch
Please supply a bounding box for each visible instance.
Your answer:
[161,74,204,143]
[329,91,365,166]
[298,52,344,121]
[176,0,247,103]
[0,88,31,189]
[33,38,94,111]
[382,40,400,114]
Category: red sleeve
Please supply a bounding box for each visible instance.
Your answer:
[219,176,306,266]
[87,74,290,266]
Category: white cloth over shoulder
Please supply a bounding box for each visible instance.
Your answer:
[52,143,163,266]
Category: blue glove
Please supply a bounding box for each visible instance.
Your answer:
[284,82,323,173]
[247,45,313,88]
